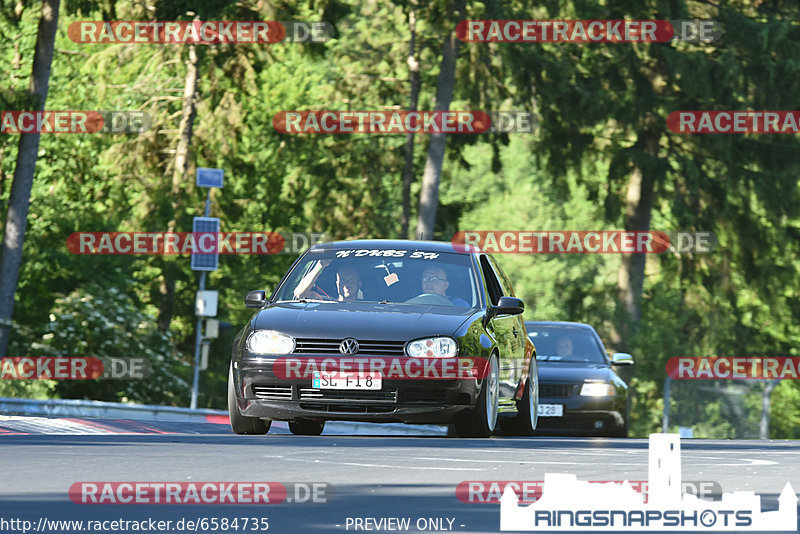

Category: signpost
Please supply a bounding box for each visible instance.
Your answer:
[196,167,224,188]
[190,168,223,409]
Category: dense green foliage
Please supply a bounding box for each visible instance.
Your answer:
[1,0,797,437]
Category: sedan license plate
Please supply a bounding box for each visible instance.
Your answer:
[312,371,381,390]
[537,404,564,417]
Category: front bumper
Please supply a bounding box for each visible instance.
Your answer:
[233,359,480,424]
[535,394,626,434]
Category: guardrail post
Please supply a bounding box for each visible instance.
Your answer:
[760,379,779,439]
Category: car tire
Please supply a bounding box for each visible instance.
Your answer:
[454,354,499,438]
[608,394,630,437]
[610,421,628,438]
[289,419,325,436]
[609,412,628,437]
[513,357,539,436]
[228,365,270,435]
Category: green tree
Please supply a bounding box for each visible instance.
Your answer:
[0,0,60,359]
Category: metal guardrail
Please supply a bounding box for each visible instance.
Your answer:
[0,396,448,435]
[0,396,225,423]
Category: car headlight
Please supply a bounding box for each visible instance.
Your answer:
[406,337,457,358]
[246,330,295,355]
[580,382,616,396]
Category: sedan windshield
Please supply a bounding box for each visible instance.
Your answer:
[528,326,607,364]
[273,248,479,308]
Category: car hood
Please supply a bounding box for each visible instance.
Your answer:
[253,301,476,340]
[536,361,613,383]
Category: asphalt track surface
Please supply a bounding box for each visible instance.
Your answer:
[0,415,798,533]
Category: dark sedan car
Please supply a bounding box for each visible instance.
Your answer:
[228,240,538,438]
[525,321,633,437]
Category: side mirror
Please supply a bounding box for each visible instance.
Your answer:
[496,296,525,315]
[611,352,634,366]
[483,296,525,327]
[244,290,267,308]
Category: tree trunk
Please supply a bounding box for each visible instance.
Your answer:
[614,129,659,346]
[157,42,198,331]
[415,0,465,240]
[0,0,60,359]
[400,8,420,239]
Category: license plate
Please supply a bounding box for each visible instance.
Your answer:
[538,404,564,417]
[312,371,381,390]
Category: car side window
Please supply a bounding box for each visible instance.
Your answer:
[479,256,503,305]
[488,255,516,297]
[593,331,612,364]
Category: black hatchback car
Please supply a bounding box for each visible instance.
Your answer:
[525,321,633,437]
[229,240,538,438]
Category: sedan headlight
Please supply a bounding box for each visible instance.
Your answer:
[580,382,616,396]
[246,330,295,355]
[406,337,457,358]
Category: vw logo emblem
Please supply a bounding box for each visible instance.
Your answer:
[339,338,359,355]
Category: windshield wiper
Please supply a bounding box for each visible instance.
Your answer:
[277,298,330,304]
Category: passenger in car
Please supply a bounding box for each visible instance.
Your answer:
[335,267,362,302]
[294,260,363,301]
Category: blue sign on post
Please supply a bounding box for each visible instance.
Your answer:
[191,217,220,271]
[196,167,224,188]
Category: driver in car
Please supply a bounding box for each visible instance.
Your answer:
[421,267,469,306]
[556,337,574,357]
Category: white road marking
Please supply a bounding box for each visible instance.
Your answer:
[276,457,484,471]
[262,448,783,469]
[390,455,582,465]
[709,459,778,466]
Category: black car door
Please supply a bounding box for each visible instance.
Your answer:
[488,255,526,360]
[479,255,518,408]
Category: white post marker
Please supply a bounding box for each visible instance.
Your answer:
[195,290,218,317]
[205,319,219,339]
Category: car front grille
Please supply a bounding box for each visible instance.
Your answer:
[252,385,293,400]
[401,387,447,404]
[297,386,400,414]
[299,403,395,414]
[293,338,406,356]
[298,388,398,403]
[540,384,576,398]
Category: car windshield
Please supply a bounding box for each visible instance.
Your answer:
[272,248,479,308]
[527,326,607,364]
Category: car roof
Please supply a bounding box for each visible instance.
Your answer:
[310,239,477,254]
